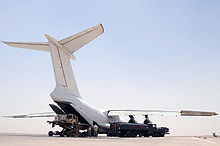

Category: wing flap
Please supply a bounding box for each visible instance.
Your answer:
[180,110,218,116]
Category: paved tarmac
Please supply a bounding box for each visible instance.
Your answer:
[0,133,219,146]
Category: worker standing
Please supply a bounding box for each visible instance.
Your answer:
[91,125,94,137]
[143,115,152,124]
[87,127,91,137]
[128,115,137,123]
[93,124,98,137]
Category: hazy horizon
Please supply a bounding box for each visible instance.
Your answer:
[0,0,219,136]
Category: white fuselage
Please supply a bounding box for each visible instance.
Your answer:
[50,84,109,127]
[3,24,121,130]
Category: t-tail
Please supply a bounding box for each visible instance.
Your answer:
[2,24,108,126]
[3,24,104,98]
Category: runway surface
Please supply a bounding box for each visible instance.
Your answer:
[0,133,219,146]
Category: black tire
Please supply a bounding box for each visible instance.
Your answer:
[132,133,137,137]
[152,132,164,137]
[59,131,65,137]
[60,134,64,137]
[144,134,150,137]
[119,133,126,137]
[48,131,53,137]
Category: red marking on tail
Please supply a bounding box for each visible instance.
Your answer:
[100,23,104,33]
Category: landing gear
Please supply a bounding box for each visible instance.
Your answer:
[48,131,54,137]
[48,126,81,137]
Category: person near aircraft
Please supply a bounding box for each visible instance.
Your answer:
[87,126,91,137]
[93,124,98,137]
[128,115,137,123]
[143,115,152,124]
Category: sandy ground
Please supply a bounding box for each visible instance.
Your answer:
[0,133,219,146]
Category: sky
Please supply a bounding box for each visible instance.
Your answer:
[0,0,220,136]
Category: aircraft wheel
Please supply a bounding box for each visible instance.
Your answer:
[48,131,54,137]
[159,133,165,137]
[60,133,64,137]
[144,134,150,137]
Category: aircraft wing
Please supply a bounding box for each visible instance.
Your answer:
[180,110,218,116]
[106,110,218,116]
[3,112,56,118]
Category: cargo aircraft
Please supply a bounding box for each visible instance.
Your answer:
[2,24,218,137]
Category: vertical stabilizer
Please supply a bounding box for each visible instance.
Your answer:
[45,34,80,97]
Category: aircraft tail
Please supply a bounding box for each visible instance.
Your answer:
[3,24,104,98]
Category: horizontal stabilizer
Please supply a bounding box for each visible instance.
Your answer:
[2,41,49,52]
[2,24,104,60]
[59,24,104,53]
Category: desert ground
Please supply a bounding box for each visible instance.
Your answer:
[0,133,219,146]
